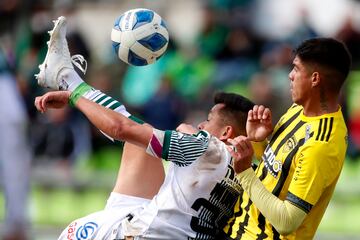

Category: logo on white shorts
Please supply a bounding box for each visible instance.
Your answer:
[76,222,98,240]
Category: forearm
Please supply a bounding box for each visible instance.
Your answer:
[70,82,145,142]
[75,96,152,148]
[237,168,306,235]
[72,82,144,123]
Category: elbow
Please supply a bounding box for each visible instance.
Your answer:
[272,201,306,236]
[111,125,124,140]
[108,118,128,140]
[275,221,300,236]
[276,227,294,236]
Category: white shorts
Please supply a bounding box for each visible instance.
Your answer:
[57,192,150,240]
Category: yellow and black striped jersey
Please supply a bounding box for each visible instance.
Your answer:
[224,104,348,239]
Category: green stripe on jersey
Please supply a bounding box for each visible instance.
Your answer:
[109,102,121,110]
[95,95,108,104]
[129,115,145,124]
[162,130,172,160]
[103,98,115,107]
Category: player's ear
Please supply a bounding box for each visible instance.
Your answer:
[311,71,321,87]
[219,126,234,141]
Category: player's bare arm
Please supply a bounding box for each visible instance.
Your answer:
[35,91,71,112]
[35,91,153,148]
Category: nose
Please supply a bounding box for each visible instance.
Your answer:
[288,70,294,81]
[197,121,204,130]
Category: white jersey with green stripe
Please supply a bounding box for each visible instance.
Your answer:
[78,87,241,238]
[121,129,243,239]
[83,88,130,117]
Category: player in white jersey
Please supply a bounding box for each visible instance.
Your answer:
[34,16,255,239]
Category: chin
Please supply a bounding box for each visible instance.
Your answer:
[292,97,301,105]
[291,93,299,103]
[294,99,305,107]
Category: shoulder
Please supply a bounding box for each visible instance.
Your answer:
[285,104,303,117]
[300,120,346,169]
[276,104,303,125]
[312,113,347,144]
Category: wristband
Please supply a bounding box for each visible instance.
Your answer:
[69,82,92,107]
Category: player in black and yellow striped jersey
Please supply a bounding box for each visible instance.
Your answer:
[222,38,352,239]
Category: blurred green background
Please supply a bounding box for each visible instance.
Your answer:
[1,0,360,239]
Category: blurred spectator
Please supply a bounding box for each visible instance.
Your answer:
[31,108,72,163]
[335,11,360,160]
[15,7,53,120]
[259,42,293,97]
[212,27,262,87]
[336,16,360,66]
[30,106,92,171]
[0,47,32,240]
[141,76,185,130]
[249,72,289,124]
[0,1,32,239]
[343,71,360,160]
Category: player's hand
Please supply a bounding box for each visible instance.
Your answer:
[246,105,273,142]
[227,136,253,174]
[34,91,71,113]
[176,123,198,135]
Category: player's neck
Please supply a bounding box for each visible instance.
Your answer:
[302,96,339,117]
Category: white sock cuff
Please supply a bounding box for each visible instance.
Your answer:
[60,68,84,92]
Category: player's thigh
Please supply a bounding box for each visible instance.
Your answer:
[114,142,165,198]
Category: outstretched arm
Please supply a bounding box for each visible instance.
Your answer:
[76,96,152,147]
[35,91,152,148]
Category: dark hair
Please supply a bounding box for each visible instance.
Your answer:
[294,38,352,91]
[214,92,255,135]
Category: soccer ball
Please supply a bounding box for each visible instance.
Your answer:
[111,8,169,66]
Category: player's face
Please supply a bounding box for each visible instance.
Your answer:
[197,104,228,139]
[288,56,313,105]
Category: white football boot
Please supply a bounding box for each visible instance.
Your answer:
[35,16,87,90]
